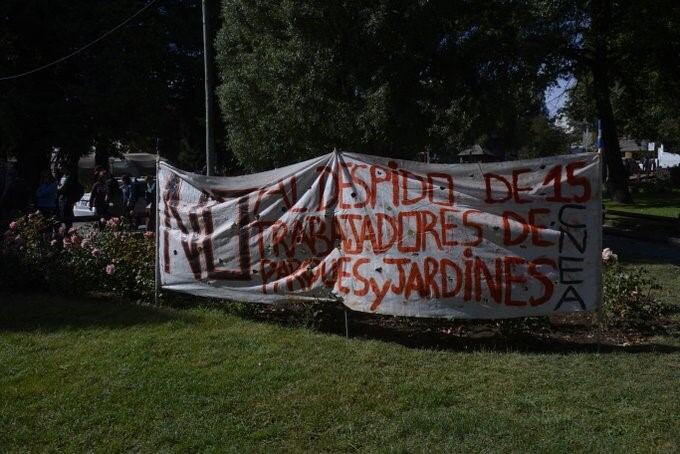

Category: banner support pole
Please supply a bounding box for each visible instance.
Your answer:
[596,152,604,353]
[595,306,603,353]
[344,307,349,339]
[154,154,161,306]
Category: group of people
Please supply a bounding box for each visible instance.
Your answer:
[624,157,659,176]
[89,166,156,230]
[641,157,658,173]
[89,166,124,225]
[34,167,84,229]
[2,161,156,231]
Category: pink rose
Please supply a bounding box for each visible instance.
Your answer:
[9,221,18,230]
[144,231,154,239]
[601,248,618,264]
[91,248,101,257]
[106,217,121,230]
[105,264,115,275]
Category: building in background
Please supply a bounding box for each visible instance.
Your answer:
[457,144,504,163]
[658,144,680,168]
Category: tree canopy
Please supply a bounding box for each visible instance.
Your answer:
[1,0,208,181]
[216,0,570,171]
[557,0,680,200]
[564,0,680,150]
[3,0,677,202]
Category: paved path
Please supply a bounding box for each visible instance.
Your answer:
[604,234,680,265]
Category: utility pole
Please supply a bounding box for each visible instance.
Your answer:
[202,0,216,176]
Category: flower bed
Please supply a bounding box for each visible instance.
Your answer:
[1,213,154,302]
[601,248,663,326]
[0,214,666,330]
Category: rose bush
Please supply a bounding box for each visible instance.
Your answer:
[1,213,154,302]
[601,248,662,326]
[0,216,664,327]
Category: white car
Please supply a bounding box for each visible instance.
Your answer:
[73,184,150,225]
[74,193,95,218]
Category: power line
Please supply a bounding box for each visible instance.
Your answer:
[0,0,159,82]
[545,78,576,106]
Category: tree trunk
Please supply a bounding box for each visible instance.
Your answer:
[590,0,632,203]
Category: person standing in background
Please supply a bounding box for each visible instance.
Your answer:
[89,172,110,229]
[0,160,8,220]
[102,168,123,217]
[35,170,58,217]
[144,176,156,231]
[120,174,137,228]
[56,166,83,230]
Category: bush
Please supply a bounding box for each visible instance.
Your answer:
[1,215,51,289]
[637,177,671,194]
[601,248,662,326]
[1,213,154,302]
[669,166,680,189]
[1,217,665,331]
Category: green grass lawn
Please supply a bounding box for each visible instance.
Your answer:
[605,188,680,218]
[2,268,679,451]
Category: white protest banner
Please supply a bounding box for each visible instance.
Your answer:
[158,152,601,318]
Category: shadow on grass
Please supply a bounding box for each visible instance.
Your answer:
[0,292,197,333]
[615,255,674,266]
[605,218,680,236]
[185,295,680,355]
[603,235,680,265]
[326,314,678,355]
[610,200,680,211]
[2,291,677,355]
[343,317,680,354]
[606,189,680,210]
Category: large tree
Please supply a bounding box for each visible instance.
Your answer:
[216,0,567,171]
[0,0,209,183]
[558,0,680,201]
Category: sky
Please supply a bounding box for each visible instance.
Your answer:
[544,76,575,118]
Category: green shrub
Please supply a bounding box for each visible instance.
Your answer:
[1,217,665,330]
[601,248,662,326]
[669,166,680,188]
[1,213,154,302]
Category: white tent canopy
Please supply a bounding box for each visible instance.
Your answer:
[109,153,156,177]
[78,152,156,177]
